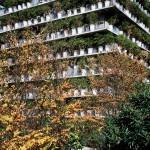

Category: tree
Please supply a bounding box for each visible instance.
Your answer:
[0,30,149,149]
[98,84,150,150]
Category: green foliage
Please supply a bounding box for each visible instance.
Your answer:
[4,0,32,8]
[98,84,150,150]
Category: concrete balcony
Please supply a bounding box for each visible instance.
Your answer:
[0,0,149,35]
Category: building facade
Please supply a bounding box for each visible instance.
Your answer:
[0,0,150,117]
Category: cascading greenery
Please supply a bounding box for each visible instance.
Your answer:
[3,0,32,8]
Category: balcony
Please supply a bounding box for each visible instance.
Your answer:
[0,0,149,35]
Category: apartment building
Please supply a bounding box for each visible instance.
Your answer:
[0,0,150,116]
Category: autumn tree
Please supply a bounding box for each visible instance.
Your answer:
[0,30,149,149]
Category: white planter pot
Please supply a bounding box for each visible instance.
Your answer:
[119,31,123,35]
[51,33,55,39]
[74,90,79,96]
[21,75,25,82]
[22,3,27,9]
[63,51,68,57]
[63,71,67,77]
[81,89,87,96]
[74,50,78,56]
[67,10,72,16]
[3,26,7,31]
[81,69,87,76]
[56,53,61,59]
[57,12,62,18]
[64,30,69,37]
[80,49,84,55]
[13,6,18,11]
[109,25,113,31]
[73,9,77,15]
[98,46,103,52]
[105,0,110,7]
[18,5,22,10]
[90,69,95,75]
[40,17,45,22]
[92,89,98,95]
[124,9,129,16]
[7,25,11,31]
[132,38,136,43]
[74,65,78,75]
[80,7,85,13]
[34,19,38,24]
[46,15,51,21]
[77,27,83,34]
[72,28,76,35]
[90,24,95,31]
[15,23,19,29]
[23,21,28,26]
[28,93,33,99]
[27,2,32,7]
[8,7,13,13]
[91,4,96,10]
[28,20,32,26]
[105,45,110,52]
[88,48,93,54]
[98,2,102,8]
[28,75,32,81]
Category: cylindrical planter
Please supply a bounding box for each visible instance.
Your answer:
[80,49,84,55]
[81,69,87,76]
[74,50,78,57]
[91,4,95,10]
[22,3,27,9]
[98,46,103,53]
[46,15,51,21]
[63,71,67,77]
[7,25,11,31]
[28,20,32,26]
[56,53,61,59]
[67,10,72,16]
[105,45,110,52]
[18,5,22,10]
[57,12,62,18]
[74,65,78,75]
[72,28,76,35]
[40,17,45,22]
[77,27,83,34]
[105,0,110,7]
[15,23,19,29]
[8,7,13,13]
[80,7,85,13]
[74,90,79,96]
[88,48,93,54]
[73,9,77,15]
[23,21,28,27]
[27,2,32,7]
[92,89,98,95]
[90,24,95,31]
[34,19,38,24]
[98,2,102,8]
[109,25,113,31]
[63,51,68,58]
[13,6,18,11]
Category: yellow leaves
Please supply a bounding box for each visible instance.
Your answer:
[14,130,20,137]
[0,115,13,124]
[34,132,43,138]
[6,125,13,131]
[2,103,8,108]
